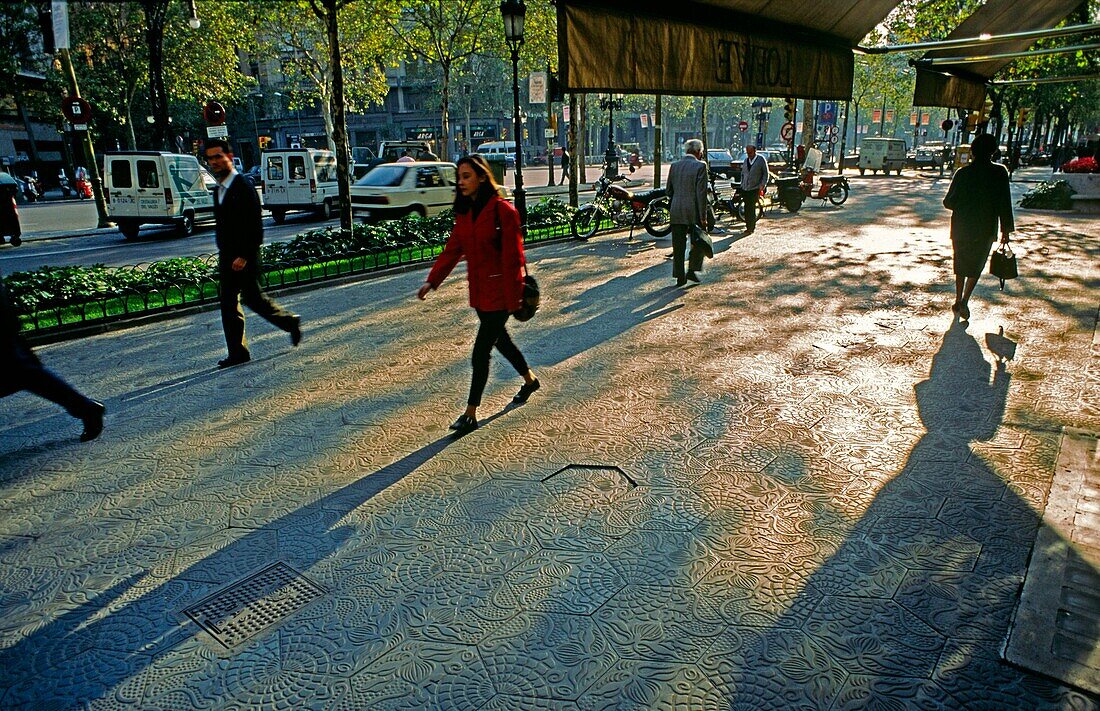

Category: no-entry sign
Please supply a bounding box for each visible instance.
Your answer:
[738,120,749,132]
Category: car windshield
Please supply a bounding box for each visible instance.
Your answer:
[356,165,407,187]
[708,151,731,160]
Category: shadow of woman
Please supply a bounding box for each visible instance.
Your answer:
[701,320,1098,708]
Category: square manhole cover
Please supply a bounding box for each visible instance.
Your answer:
[182,562,326,650]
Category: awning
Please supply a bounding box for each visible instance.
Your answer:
[557,0,903,100]
[912,0,1085,109]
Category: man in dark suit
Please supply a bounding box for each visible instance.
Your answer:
[1,274,104,441]
[204,139,301,368]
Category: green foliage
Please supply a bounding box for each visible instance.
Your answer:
[526,197,574,227]
[1019,180,1076,210]
[0,3,40,79]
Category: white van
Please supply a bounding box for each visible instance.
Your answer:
[858,138,907,176]
[262,148,338,223]
[476,141,516,167]
[104,152,216,239]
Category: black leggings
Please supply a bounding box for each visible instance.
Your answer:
[469,309,529,407]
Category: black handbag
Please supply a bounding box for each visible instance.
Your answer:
[513,265,540,322]
[989,243,1017,290]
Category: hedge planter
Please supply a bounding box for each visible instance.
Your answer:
[1062,173,1100,214]
[8,199,576,338]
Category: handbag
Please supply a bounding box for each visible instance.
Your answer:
[691,224,714,259]
[495,202,540,321]
[989,242,1017,290]
[513,265,540,322]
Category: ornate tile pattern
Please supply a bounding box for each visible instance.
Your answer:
[1,183,1097,707]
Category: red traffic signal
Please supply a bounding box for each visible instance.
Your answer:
[61,96,93,123]
[203,100,227,126]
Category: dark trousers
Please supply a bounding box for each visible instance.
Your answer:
[670,224,705,280]
[469,309,529,407]
[3,347,98,418]
[741,189,760,233]
[219,256,297,359]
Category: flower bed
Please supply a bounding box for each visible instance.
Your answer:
[7,198,575,335]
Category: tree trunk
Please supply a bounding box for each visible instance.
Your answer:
[701,97,708,156]
[567,92,578,207]
[579,94,587,183]
[440,63,450,162]
[144,0,170,151]
[13,92,42,170]
[653,94,662,188]
[801,98,814,148]
[323,0,352,233]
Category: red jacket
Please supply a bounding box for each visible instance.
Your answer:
[427,195,526,312]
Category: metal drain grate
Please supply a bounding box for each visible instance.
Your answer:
[182,562,326,649]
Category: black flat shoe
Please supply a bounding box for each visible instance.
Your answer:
[513,379,541,404]
[218,355,251,369]
[686,271,700,283]
[80,401,105,442]
[290,317,302,346]
[448,414,478,433]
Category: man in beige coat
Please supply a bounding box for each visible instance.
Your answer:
[666,139,709,286]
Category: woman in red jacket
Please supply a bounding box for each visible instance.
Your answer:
[417,155,540,433]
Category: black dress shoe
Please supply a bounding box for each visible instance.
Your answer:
[676,278,687,287]
[290,318,302,346]
[80,401,105,442]
[513,379,541,404]
[448,414,478,433]
[686,271,700,283]
[218,355,251,369]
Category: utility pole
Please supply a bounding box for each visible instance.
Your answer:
[546,64,554,187]
[58,49,112,228]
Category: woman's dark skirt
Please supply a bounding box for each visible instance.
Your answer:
[952,235,996,278]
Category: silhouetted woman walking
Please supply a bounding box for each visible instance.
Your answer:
[942,133,1014,320]
[417,155,539,433]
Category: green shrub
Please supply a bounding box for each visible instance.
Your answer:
[1020,180,1076,210]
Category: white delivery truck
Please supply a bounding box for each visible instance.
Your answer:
[104,152,216,239]
[261,148,339,223]
[858,138,907,176]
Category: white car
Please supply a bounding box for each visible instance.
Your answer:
[350,161,457,221]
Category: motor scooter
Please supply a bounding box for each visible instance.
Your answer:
[21,176,41,203]
[58,170,73,198]
[74,175,93,199]
[800,168,849,206]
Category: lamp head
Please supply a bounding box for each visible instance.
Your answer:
[500,0,526,48]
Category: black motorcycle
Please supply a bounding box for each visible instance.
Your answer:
[572,174,671,240]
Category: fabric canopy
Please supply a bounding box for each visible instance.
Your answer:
[557,0,902,100]
[912,0,1085,109]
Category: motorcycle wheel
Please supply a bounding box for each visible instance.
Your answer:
[827,184,849,205]
[643,198,671,237]
[571,205,601,240]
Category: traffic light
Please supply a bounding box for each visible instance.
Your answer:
[1017,107,1030,128]
[37,2,55,54]
[966,110,978,132]
[783,97,796,122]
[548,72,563,103]
[258,136,273,150]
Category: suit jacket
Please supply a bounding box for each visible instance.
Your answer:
[427,195,526,313]
[213,173,263,259]
[740,155,769,193]
[666,155,708,226]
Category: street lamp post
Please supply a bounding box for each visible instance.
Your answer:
[248,93,263,165]
[599,94,624,178]
[751,99,772,149]
[500,0,527,225]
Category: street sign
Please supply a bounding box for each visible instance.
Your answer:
[780,122,795,141]
[738,120,749,131]
[829,134,839,144]
[562,105,570,123]
[640,113,649,128]
[544,129,555,139]
[206,125,229,138]
[817,101,837,125]
[73,124,88,132]
[203,100,227,126]
[61,96,92,123]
